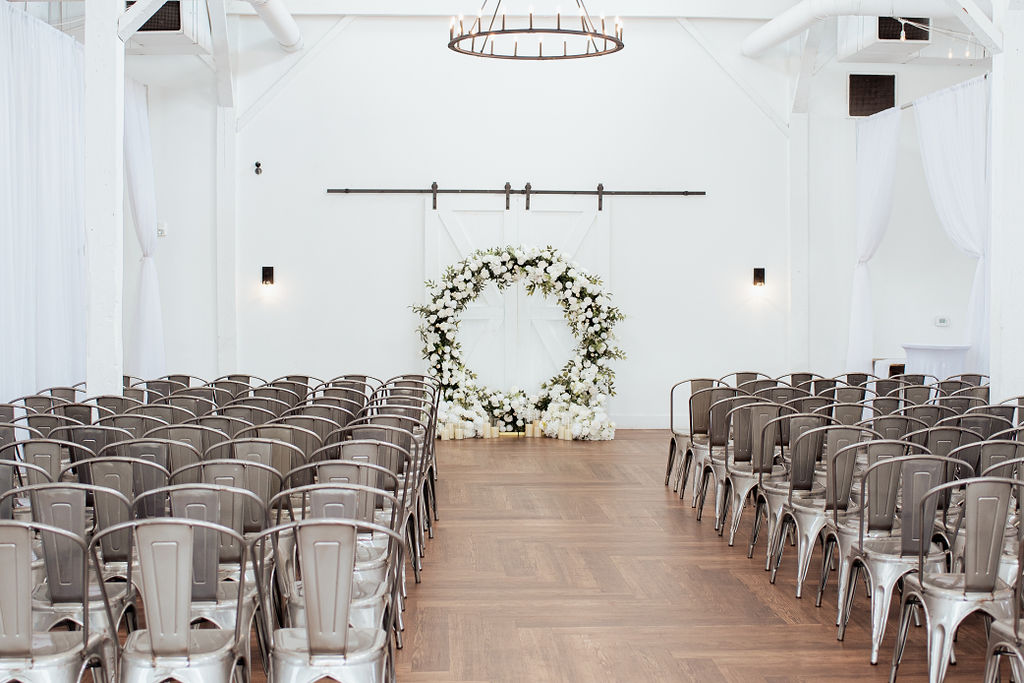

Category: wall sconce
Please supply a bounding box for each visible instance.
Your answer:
[752,267,766,287]
[262,266,274,286]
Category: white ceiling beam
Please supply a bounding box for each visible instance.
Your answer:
[207,0,234,107]
[676,18,789,137]
[792,23,823,114]
[944,0,1004,53]
[118,0,165,41]
[226,0,793,19]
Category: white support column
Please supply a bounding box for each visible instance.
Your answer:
[787,113,811,371]
[988,1,1024,400]
[84,0,125,396]
[216,106,239,374]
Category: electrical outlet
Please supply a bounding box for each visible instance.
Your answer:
[935,315,950,327]
[157,222,167,238]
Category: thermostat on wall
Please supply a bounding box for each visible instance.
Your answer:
[935,315,950,327]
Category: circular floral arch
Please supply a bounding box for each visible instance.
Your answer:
[415,245,624,440]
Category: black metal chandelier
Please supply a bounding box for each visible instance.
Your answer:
[448,0,623,60]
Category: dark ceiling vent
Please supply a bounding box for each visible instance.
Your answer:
[125,1,182,32]
[849,74,896,117]
[878,16,930,41]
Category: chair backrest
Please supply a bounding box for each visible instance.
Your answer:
[920,477,1016,592]
[0,438,68,484]
[143,425,226,467]
[170,460,279,533]
[94,518,245,656]
[0,483,131,599]
[859,414,929,441]
[688,386,731,441]
[186,414,253,439]
[978,445,1024,477]
[69,455,171,521]
[222,403,277,425]
[899,404,956,428]
[750,404,785,475]
[236,423,322,462]
[250,520,402,656]
[0,521,89,656]
[0,461,54,519]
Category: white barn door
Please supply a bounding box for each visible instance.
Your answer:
[425,195,610,394]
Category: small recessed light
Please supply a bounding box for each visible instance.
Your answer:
[753,267,766,287]
[262,266,274,286]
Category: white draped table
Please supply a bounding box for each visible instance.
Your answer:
[902,344,971,380]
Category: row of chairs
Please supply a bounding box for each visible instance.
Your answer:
[0,372,440,683]
[666,370,1024,683]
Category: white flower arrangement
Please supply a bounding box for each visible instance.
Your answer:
[414,245,625,440]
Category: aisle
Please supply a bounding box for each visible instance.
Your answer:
[395,429,988,682]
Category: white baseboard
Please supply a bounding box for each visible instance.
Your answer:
[610,414,669,430]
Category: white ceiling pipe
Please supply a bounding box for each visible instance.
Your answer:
[244,0,303,51]
[742,0,957,57]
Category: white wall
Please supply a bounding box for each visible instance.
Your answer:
[134,13,986,427]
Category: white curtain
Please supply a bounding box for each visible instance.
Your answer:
[846,107,902,372]
[914,76,991,373]
[0,3,86,401]
[124,79,166,380]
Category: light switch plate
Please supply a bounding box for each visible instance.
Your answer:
[157,222,167,238]
[935,315,950,327]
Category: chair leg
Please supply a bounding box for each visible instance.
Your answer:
[677,450,692,497]
[816,535,836,608]
[924,613,957,683]
[696,468,711,521]
[690,457,705,508]
[717,479,731,536]
[727,484,748,547]
[665,440,676,486]
[793,524,822,599]
[835,554,855,628]
[712,476,726,531]
[748,496,765,559]
[869,570,899,665]
[837,562,860,642]
[769,515,790,582]
[890,593,917,682]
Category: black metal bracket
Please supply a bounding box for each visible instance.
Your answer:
[327,183,707,211]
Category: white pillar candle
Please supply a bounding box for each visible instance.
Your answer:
[455,427,464,440]
[439,430,448,441]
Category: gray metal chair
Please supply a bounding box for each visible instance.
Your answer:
[769,424,877,597]
[983,537,1024,683]
[0,438,71,484]
[717,402,790,546]
[0,520,110,683]
[838,454,966,664]
[0,482,137,640]
[679,386,736,505]
[94,518,251,683]
[890,477,1021,683]
[268,483,402,643]
[696,394,757,529]
[250,519,405,683]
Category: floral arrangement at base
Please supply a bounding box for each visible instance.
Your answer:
[414,245,625,441]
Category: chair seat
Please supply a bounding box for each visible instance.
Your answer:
[727,462,786,478]
[989,616,1024,644]
[32,577,130,607]
[858,536,944,560]
[273,626,387,665]
[911,572,1013,596]
[122,628,235,661]
[0,631,99,662]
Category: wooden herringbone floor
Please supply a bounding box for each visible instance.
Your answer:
[392,429,991,682]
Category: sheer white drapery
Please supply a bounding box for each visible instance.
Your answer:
[125,79,166,380]
[914,76,991,372]
[0,3,86,400]
[846,107,901,372]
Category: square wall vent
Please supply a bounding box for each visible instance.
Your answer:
[848,74,896,117]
